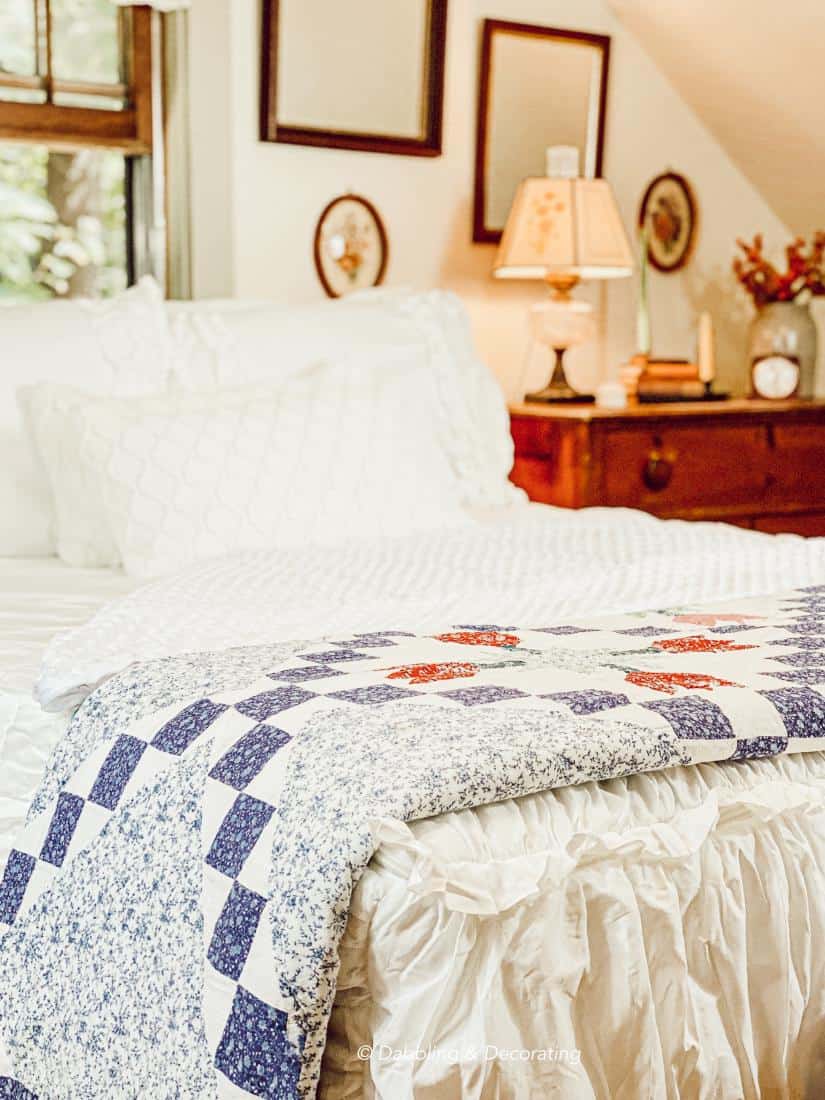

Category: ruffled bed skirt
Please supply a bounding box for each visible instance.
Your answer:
[322,752,825,1100]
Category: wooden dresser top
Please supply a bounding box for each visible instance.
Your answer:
[509,398,825,424]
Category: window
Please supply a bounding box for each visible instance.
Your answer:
[0,0,151,149]
[0,1,153,300]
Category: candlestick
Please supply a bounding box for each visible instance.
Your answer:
[698,311,715,384]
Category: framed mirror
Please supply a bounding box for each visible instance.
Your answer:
[473,20,610,243]
[261,0,448,157]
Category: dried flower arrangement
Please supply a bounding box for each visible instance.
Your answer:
[733,233,825,307]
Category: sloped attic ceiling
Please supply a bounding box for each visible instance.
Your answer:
[608,0,824,237]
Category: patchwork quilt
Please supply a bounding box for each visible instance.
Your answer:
[2,586,825,1098]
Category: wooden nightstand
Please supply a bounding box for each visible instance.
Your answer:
[509,398,825,536]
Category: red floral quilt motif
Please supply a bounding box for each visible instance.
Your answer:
[626,670,741,695]
[434,630,520,648]
[653,635,756,654]
[384,662,478,685]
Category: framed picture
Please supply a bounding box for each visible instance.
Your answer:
[261,0,448,157]
[313,194,388,298]
[473,20,611,243]
[638,171,697,273]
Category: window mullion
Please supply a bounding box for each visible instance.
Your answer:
[42,0,53,104]
[117,6,129,88]
[32,0,42,78]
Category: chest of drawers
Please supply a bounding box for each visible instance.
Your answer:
[509,399,825,535]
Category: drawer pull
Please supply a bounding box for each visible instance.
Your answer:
[643,449,675,491]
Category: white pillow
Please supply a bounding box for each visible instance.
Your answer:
[165,292,432,391]
[2,278,171,556]
[165,289,523,511]
[18,384,120,567]
[68,359,471,578]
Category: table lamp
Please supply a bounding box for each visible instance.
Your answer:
[494,148,633,403]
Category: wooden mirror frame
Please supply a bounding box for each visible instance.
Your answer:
[473,20,611,244]
[260,0,448,157]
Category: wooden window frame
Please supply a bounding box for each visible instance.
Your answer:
[0,3,152,153]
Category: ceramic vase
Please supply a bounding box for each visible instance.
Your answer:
[748,301,817,398]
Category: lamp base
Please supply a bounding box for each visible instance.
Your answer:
[524,345,595,404]
[525,385,595,404]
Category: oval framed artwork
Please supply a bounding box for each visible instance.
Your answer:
[313,194,389,298]
[638,171,697,273]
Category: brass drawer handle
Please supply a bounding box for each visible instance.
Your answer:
[643,448,675,491]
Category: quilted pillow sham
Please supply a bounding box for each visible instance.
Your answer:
[167,290,524,513]
[18,384,121,568]
[62,359,471,578]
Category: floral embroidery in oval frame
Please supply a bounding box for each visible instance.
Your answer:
[313,193,388,298]
[638,171,697,273]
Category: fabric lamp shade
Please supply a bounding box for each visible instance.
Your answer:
[494,178,634,282]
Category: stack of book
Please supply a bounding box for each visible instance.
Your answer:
[636,358,707,402]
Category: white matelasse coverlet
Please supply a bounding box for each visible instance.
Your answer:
[11,505,825,1099]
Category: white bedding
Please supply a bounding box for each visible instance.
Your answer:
[0,558,133,694]
[0,559,134,863]
[9,506,825,1098]
[39,503,825,711]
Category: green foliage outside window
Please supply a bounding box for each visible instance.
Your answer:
[0,144,127,301]
[0,0,131,301]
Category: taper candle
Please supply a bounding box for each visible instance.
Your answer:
[698,311,715,384]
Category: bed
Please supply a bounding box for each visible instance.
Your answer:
[0,558,134,865]
[1,282,825,1100]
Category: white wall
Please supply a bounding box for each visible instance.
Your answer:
[609,0,825,240]
[188,0,791,399]
[187,0,235,300]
